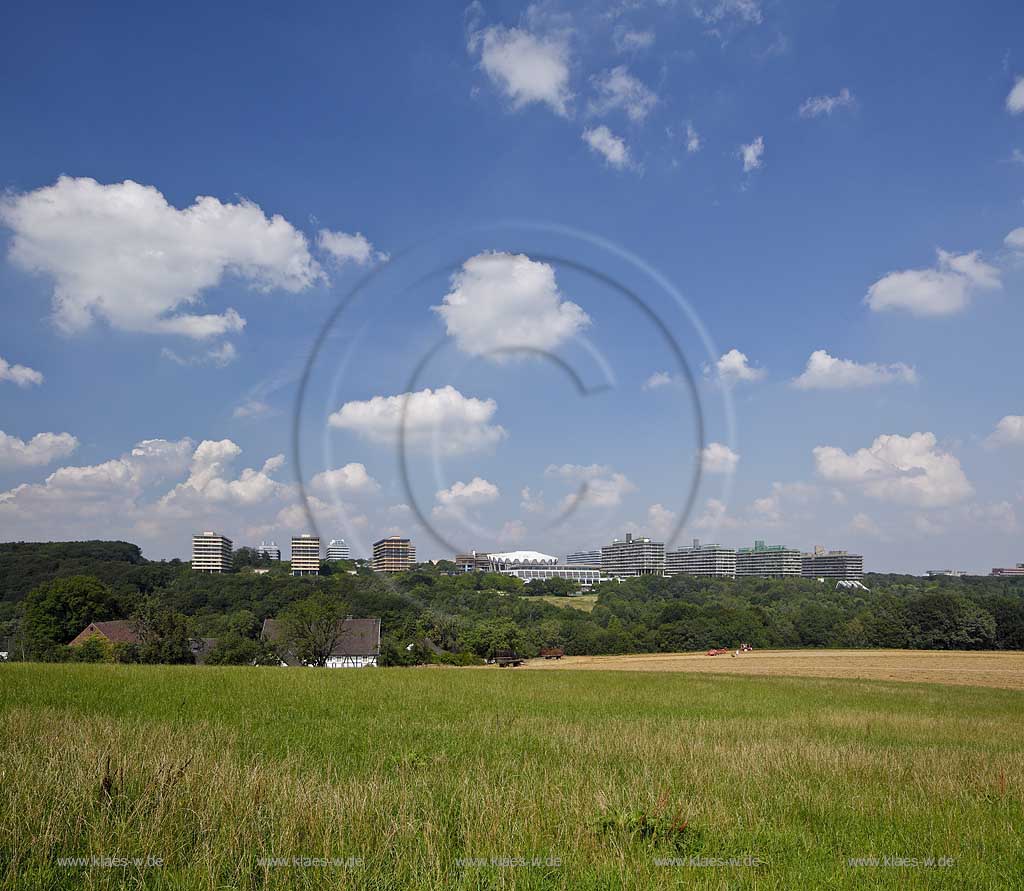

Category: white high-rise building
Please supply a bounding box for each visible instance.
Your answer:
[666,539,736,578]
[801,546,864,580]
[291,534,321,576]
[601,533,665,577]
[566,549,601,566]
[326,539,351,561]
[256,541,281,561]
[736,540,802,578]
[191,531,233,573]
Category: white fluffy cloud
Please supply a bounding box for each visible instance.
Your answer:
[433,477,500,517]
[799,88,855,118]
[317,229,386,266]
[1007,77,1024,115]
[646,503,677,537]
[813,432,973,508]
[311,463,380,494]
[614,29,655,53]
[0,177,321,339]
[685,122,702,153]
[582,125,633,168]
[709,348,765,384]
[693,0,763,26]
[739,136,765,172]
[986,415,1024,449]
[433,252,590,359]
[159,441,287,511]
[792,350,917,390]
[865,249,1001,316]
[0,356,44,387]
[469,23,572,116]
[643,371,675,390]
[700,442,740,474]
[520,486,546,514]
[0,431,78,468]
[589,66,657,122]
[1005,227,1024,253]
[328,385,506,456]
[547,463,634,509]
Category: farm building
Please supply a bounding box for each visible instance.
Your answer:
[260,617,381,668]
[69,620,140,647]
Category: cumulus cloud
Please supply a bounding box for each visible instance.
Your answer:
[792,350,917,390]
[813,432,973,508]
[707,348,765,384]
[317,229,386,266]
[547,463,634,509]
[0,176,321,339]
[433,252,590,359]
[700,442,740,474]
[739,136,765,172]
[433,477,500,517]
[468,22,572,116]
[1005,227,1024,253]
[589,66,657,122]
[520,486,546,514]
[161,342,238,368]
[0,431,79,468]
[865,248,1001,316]
[986,415,1024,449]
[582,125,633,168]
[799,87,855,118]
[158,441,287,512]
[646,503,676,538]
[850,512,882,537]
[1007,77,1024,115]
[685,121,702,153]
[0,356,44,387]
[328,385,506,456]
[692,497,740,530]
[614,29,655,53]
[498,519,527,543]
[311,463,380,494]
[643,371,676,390]
[232,399,272,420]
[692,0,763,26]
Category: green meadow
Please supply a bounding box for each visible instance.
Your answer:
[1,663,1022,890]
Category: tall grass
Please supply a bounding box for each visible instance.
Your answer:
[1,663,1022,889]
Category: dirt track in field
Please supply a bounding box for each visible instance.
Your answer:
[519,649,1024,690]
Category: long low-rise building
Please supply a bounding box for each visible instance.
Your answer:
[991,563,1024,576]
[666,539,736,578]
[801,547,864,580]
[457,550,604,587]
[565,549,602,567]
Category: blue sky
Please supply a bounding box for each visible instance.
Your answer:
[1,0,1023,572]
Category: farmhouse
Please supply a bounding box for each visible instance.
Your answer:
[261,617,381,668]
[69,620,140,647]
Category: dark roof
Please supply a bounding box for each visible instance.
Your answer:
[70,620,140,646]
[261,617,381,662]
[189,637,218,665]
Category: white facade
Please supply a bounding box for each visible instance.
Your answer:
[801,548,864,580]
[326,539,351,561]
[191,531,233,573]
[291,534,321,575]
[256,541,281,561]
[566,549,601,566]
[666,539,736,578]
[736,541,802,578]
[601,533,665,577]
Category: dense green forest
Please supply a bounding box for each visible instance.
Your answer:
[2,540,1023,665]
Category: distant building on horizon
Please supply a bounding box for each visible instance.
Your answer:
[991,563,1024,577]
[736,540,802,578]
[191,531,233,573]
[455,551,493,573]
[290,534,321,576]
[458,550,603,587]
[566,549,601,567]
[373,536,416,573]
[256,541,281,561]
[926,569,969,578]
[801,546,864,581]
[326,539,351,561]
[601,533,665,577]
[666,539,736,578]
